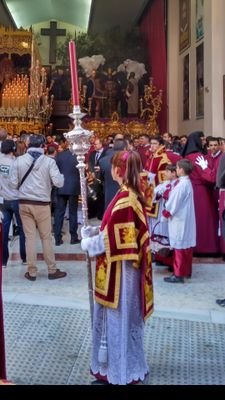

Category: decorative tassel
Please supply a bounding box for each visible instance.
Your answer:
[98,308,108,365]
[98,336,108,364]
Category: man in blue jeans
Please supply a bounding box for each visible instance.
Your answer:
[54,138,80,245]
[10,134,66,281]
[0,140,26,267]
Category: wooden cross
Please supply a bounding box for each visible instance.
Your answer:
[41,21,66,64]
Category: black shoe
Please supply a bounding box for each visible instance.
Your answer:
[55,238,63,246]
[216,299,225,307]
[91,379,109,385]
[164,275,184,283]
[13,224,19,236]
[70,238,80,244]
[48,269,67,280]
[24,272,36,281]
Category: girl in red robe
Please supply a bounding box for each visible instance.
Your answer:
[81,151,153,385]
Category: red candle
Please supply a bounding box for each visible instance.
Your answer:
[69,40,80,106]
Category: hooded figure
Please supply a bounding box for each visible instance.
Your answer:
[181,131,205,157]
[182,131,220,255]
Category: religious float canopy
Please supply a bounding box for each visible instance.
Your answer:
[0,26,53,135]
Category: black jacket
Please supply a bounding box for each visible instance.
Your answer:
[99,150,119,209]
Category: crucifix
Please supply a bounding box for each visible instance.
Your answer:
[41,21,66,64]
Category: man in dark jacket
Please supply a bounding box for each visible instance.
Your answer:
[54,138,80,245]
[99,139,128,210]
[88,137,108,220]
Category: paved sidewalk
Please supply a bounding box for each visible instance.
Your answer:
[3,301,225,385]
[2,222,225,384]
[3,258,225,324]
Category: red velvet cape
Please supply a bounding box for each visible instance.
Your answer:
[94,186,153,321]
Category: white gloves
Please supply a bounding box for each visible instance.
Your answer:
[81,231,105,257]
[195,156,208,170]
[147,172,156,184]
[81,225,100,239]
[81,237,92,252]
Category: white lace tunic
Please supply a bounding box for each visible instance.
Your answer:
[90,260,149,385]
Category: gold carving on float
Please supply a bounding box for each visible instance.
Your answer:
[0,26,32,57]
[0,120,44,135]
[105,111,126,136]
[140,77,163,136]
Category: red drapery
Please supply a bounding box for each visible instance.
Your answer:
[0,223,6,379]
[139,0,167,133]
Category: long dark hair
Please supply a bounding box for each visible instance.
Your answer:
[111,151,145,205]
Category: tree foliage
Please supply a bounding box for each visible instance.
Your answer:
[56,27,148,72]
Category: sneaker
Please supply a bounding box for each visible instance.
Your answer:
[216,299,225,307]
[2,265,7,269]
[24,272,36,281]
[48,269,67,280]
[22,261,28,265]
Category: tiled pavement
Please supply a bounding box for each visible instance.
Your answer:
[2,221,225,385]
[3,302,225,385]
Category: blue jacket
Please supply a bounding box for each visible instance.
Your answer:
[55,149,80,195]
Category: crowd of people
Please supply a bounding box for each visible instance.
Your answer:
[1,126,225,384]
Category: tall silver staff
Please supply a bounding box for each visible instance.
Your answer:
[65,41,94,325]
[64,105,94,326]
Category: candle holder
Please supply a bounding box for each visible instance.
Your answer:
[64,105,94,325]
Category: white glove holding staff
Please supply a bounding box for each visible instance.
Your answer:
[147,172,156,184]
[195,155,208,170]
[81,237,91,252]
[81,225,100,239]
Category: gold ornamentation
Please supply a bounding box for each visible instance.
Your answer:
[96,260,107,290]
[121,227,136,244]
[0,121,44,135]
[140,77,163,135]
[114,222,137,250]
[0,26,32,57]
